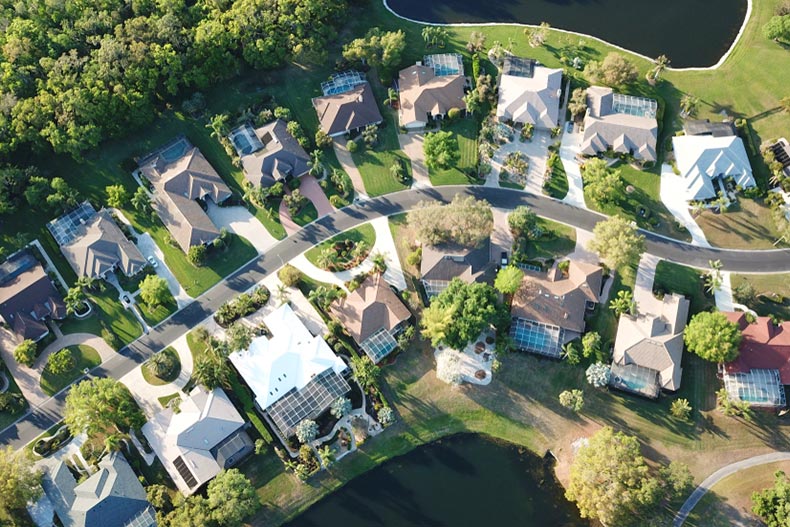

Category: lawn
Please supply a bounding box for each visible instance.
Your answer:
[428,117,480,186]
[141,347,181,386]
[653,260,717,315]
[157,392,181,408]
[304,223,376,268]
[520,217,576,260]
[731,273,790,321]
[0,362,28,430]
[39,345,102,396]
[584,162,691,242]
[138,291,178,327]
[696,198,786,249]
[289,201,318,227]
[60,288,142,347]
[543,154,569,200]
[350,112,411,197]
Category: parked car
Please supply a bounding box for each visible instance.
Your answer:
[147,255,158,268]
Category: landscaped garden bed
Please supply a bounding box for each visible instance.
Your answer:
[214,285,270,327]
[39,345,102,396]
[304,224,375,272]
[142,347,181,386]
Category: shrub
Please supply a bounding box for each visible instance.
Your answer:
[295,419,318,444]
[14,339,36,367]
[378,406,395,426]
[406,247,422,266]
[447,107,461,120]
[273,107,292,121]
[315,129,333,149]
[257,108,274,124]
[347,139,358,153]
[559,389,584,412]
[47,348,75,375]
[0,392,25,413]
[278,264,303,287]
[187,244,206,265]
[586,362,611,388]
[329,195,346,208]
[330,397,352,418]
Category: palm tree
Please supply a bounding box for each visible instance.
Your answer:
[680,94,700,117]
[76,275,98,291]
[275,284,291,305]
[309,149,325,177]
[385,88,398,108]
[316,247,335,270]
[146,352,171,378]
[318,445,335,469]
[371,251,387,274]
[206,113,229,139]
[653,55,670,79]
[64,286,87,315]
[131,187,151,212]
[421,26,435,47]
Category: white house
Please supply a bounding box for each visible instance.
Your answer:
[496,56,562,130]
[672,134,755,201]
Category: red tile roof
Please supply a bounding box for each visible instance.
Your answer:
[723,311,790,383]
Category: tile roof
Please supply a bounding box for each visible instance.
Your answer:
[497,57,562,129]
[723,312,790,384]
[330,273,410,344]
[312,82,383,137]
[398,65,466,127]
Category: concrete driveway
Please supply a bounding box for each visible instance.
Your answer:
[397,133,432,188]
[490,130,553,194]
[491,208,514,262]
[559,130,587,209]
[659,164,711,247]
[135,233,192,308]
[332,138,369,198]
[206,202,278,255]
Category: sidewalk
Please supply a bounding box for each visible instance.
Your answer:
[559,129,587,209]
[659,164,711,247]
[333,138,369,198]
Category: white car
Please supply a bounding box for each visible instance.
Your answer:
[147,255,158,268]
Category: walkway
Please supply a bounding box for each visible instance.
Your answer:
[333,138,369,198]
[397,133,432,188]
[206,202,278,255]
[660,164,711,247]
[136,233,192,308]
[714,271,734,311]
[559,129,587,209]
[673,451,790,526]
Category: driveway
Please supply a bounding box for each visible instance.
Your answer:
[660,164,711,247]
[397,133,432,188]
[633,253,664,315]
[206,202,278,255]
[333,138,369,198]
[279,176,335,236]
[491,208,514,262]
[136,233,192,308]
[559,130,587,209]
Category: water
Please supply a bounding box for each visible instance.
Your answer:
[286,434,588,527]
[385,0,748,68]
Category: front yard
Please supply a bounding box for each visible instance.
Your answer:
[429,118,480,186]
[60,288,142,347]
[731,273,790,321]
[39,345,101,396]
[696,198,786,249]
[653,260,716,315]
[350,113,411,197]
[138,291,179,327]
[304,224,376,270]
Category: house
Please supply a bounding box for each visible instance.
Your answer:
[419,240,491,297]
[312,80,383,138]
[0,250,66,342]
[48,202,145,279]
[330,273,411,363]
[138,136,232,253]
[496,56,562,130]
[672,134,755,201]
[229,119,311,188]
[721,312,790,408]
[769,138,790,179]
[609,293,690,399]
[229,303,350,439]
[580,86,658,163]
[142,386,253,495]
[40,451,157,527]
[509,260,603,358]
[398,54,466,129]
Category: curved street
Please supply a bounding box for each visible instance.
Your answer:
[2,185,790,448]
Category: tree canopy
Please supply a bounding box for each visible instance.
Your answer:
[139,274,170,308]
[64,377,144,439]
[753,470,790,526]
[0,446,41,523]
[206,469,260,526]
[408,195,493,247]
[584,52,639,87]
[764,15,790,42]
[423,130,460,170]
[582,158,624,205]
[342,28,406,71]
[684,311,742,363]
[494,266,524,295]
[508,206,539,240]
[589,215,645,270]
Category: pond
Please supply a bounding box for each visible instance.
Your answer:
[385,0,748,68]
[286,434,588,527]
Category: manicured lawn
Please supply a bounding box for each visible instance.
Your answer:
[653,260,716,315]
[584,162,691,242]
[39,345,101,396]
[141,347,181,386]
[0,362,28,430]
[586,272,629,351]
[732,273,790,321]
[117,267,154,293]
[138,291,178,327]
[304,224,376,268]
[289,201,318,227]
[157,392,181,408]
[520,218,576,260]
[60,288,142,347]
[543,155,569,200]
[429,118,480,186]
[350,112,411,197]
[697,198,786,249]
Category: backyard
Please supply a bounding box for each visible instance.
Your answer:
[349,112,411,197]
[731,273,790,321]
[39,345,101,396]
[429,118,480,186]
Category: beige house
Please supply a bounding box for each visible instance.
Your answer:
[398,64,466,129]
[312,82,383,137]
[510,260,602,358]
[138,136,231,252]
[610,293,690,398]
[581,86,658,163]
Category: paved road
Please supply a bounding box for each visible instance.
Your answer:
[673,451,790,526]
[3,186,790,449]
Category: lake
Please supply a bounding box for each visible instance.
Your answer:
[385,0,748,68]
[286,434,588,527]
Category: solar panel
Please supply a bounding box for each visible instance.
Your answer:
[173,456,198,489]
[47,201,97,246]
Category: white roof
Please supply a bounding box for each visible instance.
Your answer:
[496,65,562,129]
[229,303,347,410]
[673,134,755,201]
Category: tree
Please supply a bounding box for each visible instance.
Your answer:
[423,130,460,170]
[330,397,352,418]
[188,244,207,266]
[717,388,754,420]
[582,158,624,204]
[684,311,742,363]
[206,469,260,526]
[508,205,539,240]
[47,348,75,375]
[589,215,645,270]
[146,350,176,380]
[64,378,144,439]
[648,54,670,83]
[13,339,36,367]
[193,350,231,390]
[659,461,694,499]
[317,444,335,469]
[295,419,318,443]
[581,332,601,359]
[131,186,151,213]
[752,470,790,526]
[525,21,550,47]
[146,484,173,513]
[105,184,128,208]
[734,280,757,305]
[315,129,332,149]
[0,446,41,522]
[566,427,660,525]
[585,52,638,87]
[494,266,524,295]
[680,94,700,117]
[422,26,449,48]
[466,31,487,53]
[385,87,398,108]
[610,290,636,317]
[585,362,611,388]
[559,389,584,412]
[670,398,692,420]
[704,259,723,293]
[568,88,587,120]
[420,280,509,349]
[161,495,214,527]
[763,15,790,42]
[207,113,229,139]
[407,195,493,247]
[308,149,325,177]
[361,124,378,148]
[139,274,169,308]
[342,28,406,70]
[781,95,790,115]
[350,355,381,390]
[225,322,253,353]
[277,264,303,287]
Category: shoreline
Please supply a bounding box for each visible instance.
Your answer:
[381,0,753,72]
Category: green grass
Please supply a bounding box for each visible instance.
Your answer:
[429,118,480,186]
[543,155,569,199]
[696,198,786,249]
[350,113,411,197]
[116,267,154,293]
[653,260,716,315]
[39,345,101,396]
[60,288,142,346]
[587,272,630,350]
[289,201,318,227]
[0,363,28,430]
[138,290,178,326]
[157,392,181,408]
[520,218,576,260]
[732,273,790,321]
[304,223,376,268]
[584,162,691,241]
[141,347,181,386]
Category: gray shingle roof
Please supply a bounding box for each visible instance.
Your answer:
[237,119,311,187]
[312,83,383,137]
[420,240,491,283]
[330,273,411,344]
